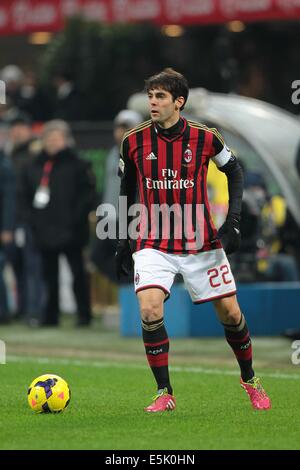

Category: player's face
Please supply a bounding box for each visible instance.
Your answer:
[147,88,184,128]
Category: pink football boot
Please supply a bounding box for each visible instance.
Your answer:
[240,377,271,410]
[144,388,176,412]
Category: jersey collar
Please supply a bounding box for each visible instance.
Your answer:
[153,117,187,142]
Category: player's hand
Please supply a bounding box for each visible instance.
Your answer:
[115,239,133,279]
[218,214,241,255]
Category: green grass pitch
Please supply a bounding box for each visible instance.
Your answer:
[0,320,300,450]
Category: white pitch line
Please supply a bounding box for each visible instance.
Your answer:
[7,355,300,380]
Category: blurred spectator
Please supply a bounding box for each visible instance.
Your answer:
[4,111,43,321]
[0,102,11,122]
[238,170,299,282]
[0,65,24,111]
[91,110,143,283]
[0,123,15,324]
[279,209,300,273]
[240,172,265,255]
[19,70,52,122]
[21,120,96,326]
[0,65,52,122]
[237,62,267,100]
[53,72,85,121]
[6,111,36,169]
[213,32,239,93]
[18,70,39,118]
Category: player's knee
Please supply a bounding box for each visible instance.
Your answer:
[214,296,241,324]
[140,302,163,322]
[222,307,241,325]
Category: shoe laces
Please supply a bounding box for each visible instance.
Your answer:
[246,377,266,397]
[151,387,168,402]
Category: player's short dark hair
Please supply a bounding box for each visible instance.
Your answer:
[144,68,189,110]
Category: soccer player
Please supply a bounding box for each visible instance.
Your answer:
[116,68,271,412]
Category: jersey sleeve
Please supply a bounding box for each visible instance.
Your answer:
[210,131,232,168]
[118,135,138,238]
[209,131,244,216]
[119,134,137,201]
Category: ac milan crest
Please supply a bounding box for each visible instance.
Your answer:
[184,148,193,163]
[135,273,140,285]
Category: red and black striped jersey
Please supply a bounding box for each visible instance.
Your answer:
[119,117,232,254]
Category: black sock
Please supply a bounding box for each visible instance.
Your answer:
[142,318,173,395]
[223,314,255,382]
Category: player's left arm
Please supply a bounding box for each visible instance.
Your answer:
[211,132,244,254]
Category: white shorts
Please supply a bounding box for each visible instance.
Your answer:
[132,248,236,303]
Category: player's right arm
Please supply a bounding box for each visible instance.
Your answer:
[119,135,137,214]
[115,134,137,278]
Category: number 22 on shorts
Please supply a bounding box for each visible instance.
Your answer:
[207,265,232,288]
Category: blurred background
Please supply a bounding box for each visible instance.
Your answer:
[0,0,300,338]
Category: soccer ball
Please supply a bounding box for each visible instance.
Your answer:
[27,374,71,413]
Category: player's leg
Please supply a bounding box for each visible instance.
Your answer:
[214,295,254,381]
[214,295,271,409]
[138,287,170,392]
[133,248,177,411]
[181,248,270,409]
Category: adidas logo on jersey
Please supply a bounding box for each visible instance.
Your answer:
[146,152,157,160]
